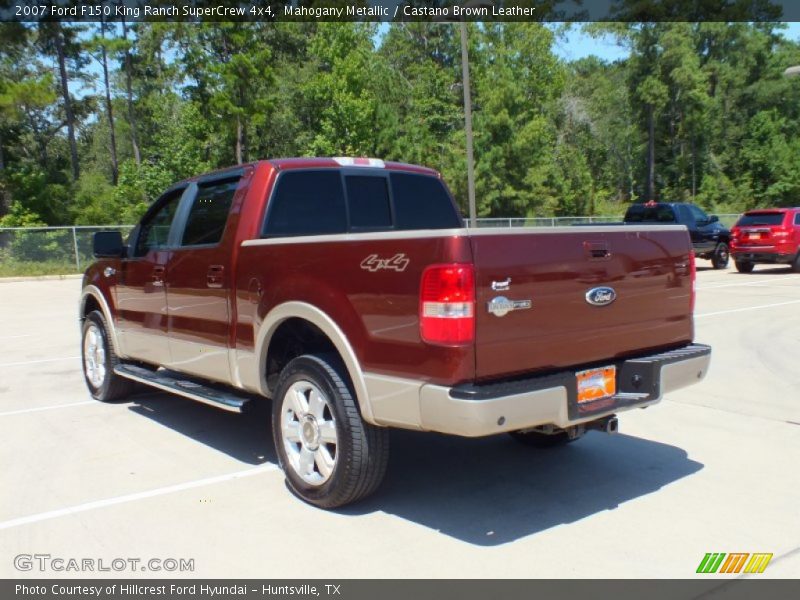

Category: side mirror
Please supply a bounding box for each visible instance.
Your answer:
[93,231,125,258]
[708,215,719,224]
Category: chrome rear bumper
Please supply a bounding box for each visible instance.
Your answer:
[417,344,711,437]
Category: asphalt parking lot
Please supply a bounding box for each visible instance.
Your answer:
[1,263,799,579]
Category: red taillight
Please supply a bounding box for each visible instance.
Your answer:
[689,250,697,313]
[420,264,475,345]
[773,229,790,238]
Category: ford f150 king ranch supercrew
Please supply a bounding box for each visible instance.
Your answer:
[80,157,711,508]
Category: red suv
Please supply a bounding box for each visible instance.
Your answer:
[730,208,800,273]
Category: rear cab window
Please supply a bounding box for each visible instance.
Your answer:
[391,172,462,230]
[263,168,461,236]
[346,176,392,230]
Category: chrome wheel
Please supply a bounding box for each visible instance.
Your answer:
[83,323,106,389]
[280,380,338,486]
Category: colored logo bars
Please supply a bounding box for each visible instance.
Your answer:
[696,553,773,574]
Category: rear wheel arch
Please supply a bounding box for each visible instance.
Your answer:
[256,302,376,425]
[264,318,339,392]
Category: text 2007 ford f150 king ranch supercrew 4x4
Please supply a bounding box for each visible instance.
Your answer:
[80,157,711,508]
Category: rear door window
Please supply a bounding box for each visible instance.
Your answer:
[264,171,347,236]
[795,213,800,226]
[181,178,239,246]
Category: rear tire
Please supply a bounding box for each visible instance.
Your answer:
[81,310,134,402]
[711,242,730,269]
[509,430,579,448]
[272,354,389,509]
[735,260,754,273]
[792,253,800,273]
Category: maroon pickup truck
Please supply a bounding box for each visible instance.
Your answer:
[80,157,711,508]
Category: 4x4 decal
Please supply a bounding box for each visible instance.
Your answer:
[360,253,410,272]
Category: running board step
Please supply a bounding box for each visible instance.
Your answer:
[114,364,253,413]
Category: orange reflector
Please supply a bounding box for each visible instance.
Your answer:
[576,366,616,403]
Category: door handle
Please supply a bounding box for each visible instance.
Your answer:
[207,265,224,288]
[151,265,165,287]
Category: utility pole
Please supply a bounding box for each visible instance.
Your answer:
[459,21,477,228]
[436,2,492,227]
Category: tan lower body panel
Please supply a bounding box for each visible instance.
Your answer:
[364,350,710,438]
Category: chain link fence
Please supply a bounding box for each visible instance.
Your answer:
[0,226,134,277]
[472,214,741,228]
[473,216,625,227]
[1,215,742,277]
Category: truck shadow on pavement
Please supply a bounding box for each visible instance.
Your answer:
[344,428,704,546]
[127,392,277,465]
[126,392,702,547]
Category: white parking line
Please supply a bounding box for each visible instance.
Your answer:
[0,464,279,531]
[696,299,800,318]
[698,276,800,290]
[0,356,80,368]
[0,401,97,417]
[0,334,35,340]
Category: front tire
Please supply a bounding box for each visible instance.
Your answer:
[81,310,134,402]
[792,253,800,273]
[272,354,389,509]
[735,260,754,273]
[711,242,730,269]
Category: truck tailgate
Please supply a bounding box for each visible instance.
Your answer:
[469,227,693,381]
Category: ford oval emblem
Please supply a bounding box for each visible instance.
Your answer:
[585,287,616,307]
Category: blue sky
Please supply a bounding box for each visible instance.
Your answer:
[75,22,800,99]
[548,25,629,62]
[550,22,800,62]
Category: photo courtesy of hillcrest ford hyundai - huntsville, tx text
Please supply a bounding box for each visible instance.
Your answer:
[79,157,711,508]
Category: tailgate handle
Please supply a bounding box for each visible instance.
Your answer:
[584,241,611,261]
